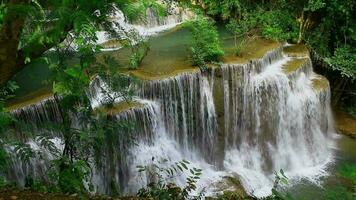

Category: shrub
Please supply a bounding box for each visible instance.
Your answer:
[187,17,224,71]
[137,159,202,200]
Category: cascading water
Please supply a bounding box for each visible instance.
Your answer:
[133,46,333,197]
[140,72,218,164]
[6,44,334,197]
[220,49,333,196]
[96,3,194,45]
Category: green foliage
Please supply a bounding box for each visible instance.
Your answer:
[338,164,356,184]
[304,0,326,11]
[25,177,50,193]
[226,19,250,39]
[0,0,155,196]
[0,2,5,26]
[325,46,356,80]
[321,163,356,200]
[347,107,356,118]
[225,7,298,43]
[197,0,355,108]
[226,20,247,56]
[266,170,294,200]
[0,81,19,188]
[13,143,36,163]
[186,17,224,71]
[216,191,244,200]
[120,30,150,69]
[203,0,242,20]
[49,158,92,194]
[323,186,354,200]
[259,10,298,42]
[137,159,202,200]
[0,147,9,188]
[226,20,249,56]
[96,55,139,107]
[33,9,138,194]
[128,41,150,69]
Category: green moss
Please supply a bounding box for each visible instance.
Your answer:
[282,58,308,74]
[311,75,329,91]
[283,44,309,57]
[129,68,199,80]
[222,37,281,64]
[210,176,249,200]
[94,101,144,115]
[5,89,53,111]
[100,39,122,49]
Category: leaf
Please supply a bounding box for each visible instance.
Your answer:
[177,164,183,172]
[182,159,190,164]
[64,67,81,78]
[280,169,288,179]
[180,162,188,170]
[25,57,31,64]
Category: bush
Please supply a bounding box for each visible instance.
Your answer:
[49,158,92,194]
[325,46,356,80]
[257,9,298,42]
[137,159,202,200]
[186,17,224,71]
[0,3,4,26]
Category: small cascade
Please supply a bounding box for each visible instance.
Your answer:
[140,72,218,164]
[5,137,63,187]
[92,101,159,194]
[11,97,62,130]
[132,3,194,36]
[125,100,224,195]
[96,3,194,45]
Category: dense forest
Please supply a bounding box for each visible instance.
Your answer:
[0,0,355,200]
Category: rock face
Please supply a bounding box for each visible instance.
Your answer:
[6,40,334,197]
[334,109,356,138]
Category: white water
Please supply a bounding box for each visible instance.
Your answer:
[96,4,194,47]
[8,45,334,198]
[136,46,334,197]
[221,53,333,196]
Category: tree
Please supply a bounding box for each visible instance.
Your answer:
[186,17,224,71]
[0,0,160,86]
[0,0,162,193]
[194,0,355,106]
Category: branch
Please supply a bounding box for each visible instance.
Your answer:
[17,22,74,64]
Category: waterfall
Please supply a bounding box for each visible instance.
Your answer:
[140,72,218,164]
[11,97,62,127]
[125,100,225,195]
[6,44,334,197]
[96,3,194,46]
[220,48,333,196]
[5,137,63,187]
[92,101,158,194]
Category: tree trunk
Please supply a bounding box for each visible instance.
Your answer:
[0,0,30,86]
[0,0,73,87]
[297,11,312,44]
